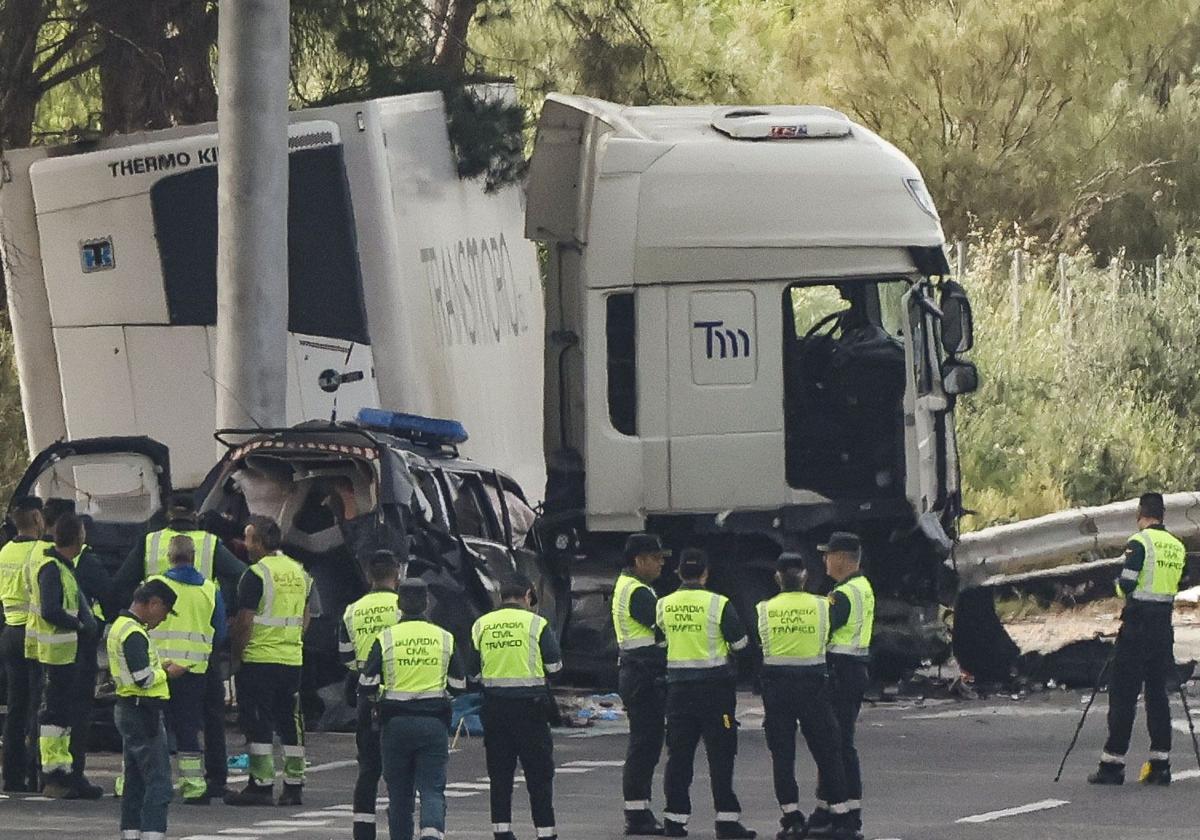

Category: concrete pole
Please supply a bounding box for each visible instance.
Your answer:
[214,0,290,432]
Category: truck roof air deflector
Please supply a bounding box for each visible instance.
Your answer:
[711,107,852,140]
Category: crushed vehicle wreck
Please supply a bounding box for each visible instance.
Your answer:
[196,410,568,719]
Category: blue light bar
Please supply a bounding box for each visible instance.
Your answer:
[355,408,469,446]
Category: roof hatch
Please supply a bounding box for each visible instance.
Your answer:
[711,106,852,140]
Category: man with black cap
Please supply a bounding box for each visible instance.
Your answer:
[1088,491,1186,786]
[758,553,855,840]
[808,533,873,840]
[109,578,186,840]
[471,572,564,840]
[0,497,47,791]
[340,550,403,840]
[361,577,467,840]
[613,533,670,835]
[656,547,755,840]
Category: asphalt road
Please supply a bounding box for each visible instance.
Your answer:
[4,690,1200,840]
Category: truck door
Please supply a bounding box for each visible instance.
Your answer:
[900,284,949,517]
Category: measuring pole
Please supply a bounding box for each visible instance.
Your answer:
[214,0,290,434]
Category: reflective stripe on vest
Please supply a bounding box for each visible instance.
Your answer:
[379,620,453,701]
[108,615,170,700]
[244,554,310,666]
[471,607,547,688]
[0,539,42,625]
[1130,529,1186,603]
[147,574,217,673]
[757,591,828,667]
[828,576,875,658]
[612,573,657,651]
[144,529,216,580]
[343,591,401,669]
[27,549,79,665]
[656,589,730,670]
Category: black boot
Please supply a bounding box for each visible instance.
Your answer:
[276,784,303,806]
[493,832,518,840]
[829,813,863,840]
[626,810,666,836]
[1087,762,1125,786]
[1140,759,1171,786]
[716,820,757,839]
[776,810,807,839]
[663,819,688,838]
[224,780,275,806]
[805,809,833,838]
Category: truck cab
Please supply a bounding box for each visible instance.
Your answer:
[527,97,976,673]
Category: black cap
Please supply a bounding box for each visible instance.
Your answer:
[776,552,806,573]
[677,547,708,577]
[167,491,196,514]
[136,578,179,614]
[13,496,42,512]
[623,533,672,562]
[817,532,862,556]
[1139,492,1166,521]
[398,578,428,614]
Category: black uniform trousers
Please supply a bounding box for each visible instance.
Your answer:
[25,658,42,785]
[663,677,742,825]
[204,657,229,789]
[39,661,77,780]
[618,657,666,812]
[0,626,34,789]
[69,634,97,781]
[762,670,848,811]
[481,694,556,834]
[818,657,869,809]
[353,697,384,840]
[1104,606,1174,761]
[235,662,305,786]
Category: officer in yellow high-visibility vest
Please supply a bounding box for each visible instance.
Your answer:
[656,548,755,840]
[339,551,402,840]
[227,515,315,807]
[361,578,467,840]
[109,578,186,840]
[148,534,224,804]
[29,513,100,799]
[1089,492,1186,786]
[808,533,873,840]
[0,497,47,792]
[471,572,563,840]
[758,553,855,840]
[612,533,670,836]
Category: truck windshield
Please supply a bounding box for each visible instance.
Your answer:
[783,278,909,500]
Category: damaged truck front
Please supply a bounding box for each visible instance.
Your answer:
[197,415,567,723]
[526,96,979,678]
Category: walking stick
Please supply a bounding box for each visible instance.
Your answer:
[1177,681,1200,771]
[1054,649,1116,782]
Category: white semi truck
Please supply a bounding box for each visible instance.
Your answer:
[1,90,978,678]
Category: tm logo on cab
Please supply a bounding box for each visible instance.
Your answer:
[694,320,751,359]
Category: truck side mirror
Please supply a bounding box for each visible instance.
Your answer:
[942,359,979,396]
[939,281,974,355]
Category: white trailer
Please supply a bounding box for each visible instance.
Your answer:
[0,90,545,494]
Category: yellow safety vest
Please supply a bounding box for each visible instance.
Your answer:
[472,607,548,688]
[757,591,828,667]
[0,538,42,626]
[612,573,657,653]
[656,588,731,670]
[243,553,311,666]
[108,614,170,700]
[144,528,217,580]
[828,575,875,659]
[1125,528,1186,603]
[27,549,79,666]
[342,590,401,670]
[378,620,454,701]
[148,574,217,674]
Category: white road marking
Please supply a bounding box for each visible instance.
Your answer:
[1174,769,1200,781]
[445,791,480,798]
[183,836,255,840]
[219,829,296,836]
[555,767,593,774]
[956,799,1069,823]
[304,759,359,773]
[904,707,1079,720]
[253,820,334,827]
[562,759,625,767]
[446,782,492,790]
[293,811,338,818]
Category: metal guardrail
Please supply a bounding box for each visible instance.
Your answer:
[953,492,1200,590]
